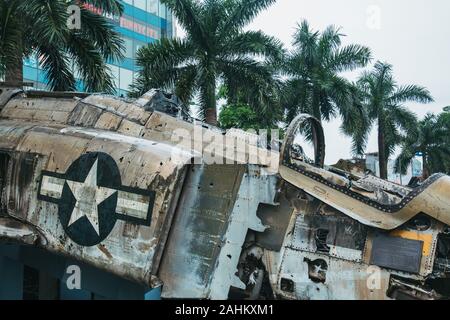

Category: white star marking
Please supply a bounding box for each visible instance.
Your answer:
[66,159,117,235]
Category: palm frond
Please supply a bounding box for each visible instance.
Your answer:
[36,44,76,91]
[338,83,372,156]
[318,25,342,58]
[220,0,276,34]
[222,30,284,63]
[136,38,195,72]
[0,0,24,78]
[388,84,434,105]
[24,0,67,44]
[77,7,124,62]
[292,20,319,63]
[395,145,416,174]
[174,64,198,104]
[161,0,209,50]
[388,104,418,135]
[66,32,115,93]
[327,44,371,72]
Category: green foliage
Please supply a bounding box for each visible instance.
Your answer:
[396,112,450,176]
[217,81,283,129]
[282,21,372,121]
[131,0,283,124]
[0,0,124,92]
[282,20,371,152]
[357,61,434,159]
[219,101,281,129]
[219,103,260,130]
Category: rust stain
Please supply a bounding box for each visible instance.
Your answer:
[97,244,113,259]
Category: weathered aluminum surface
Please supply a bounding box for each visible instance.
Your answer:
[0,87,21,111]
[268,208,390,300]
[208,166,277,299]
[274,249,391,300]
[159,165,276,299]
[262,211,387,300]
[0,117,192,285]
[289,211,367,263]
[255,184,300,252]
[0,90,280,289]
[159,164,244,298]
[0,92,279,171]
[0,218,41,245]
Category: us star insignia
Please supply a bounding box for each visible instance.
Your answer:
[38,152,156,246]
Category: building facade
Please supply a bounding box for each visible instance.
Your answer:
[23,0,175,97]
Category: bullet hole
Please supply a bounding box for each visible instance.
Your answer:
[280,278,294,293]
[160,162,163,166]
[119,157,124,163]
[227,254,232,259]
[304,258,327,283]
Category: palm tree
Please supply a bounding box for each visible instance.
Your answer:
[0,0,124,92]
[357,61,434,179]
[282,21,372,127]
[396,111,450,178]
[131,0,283,125]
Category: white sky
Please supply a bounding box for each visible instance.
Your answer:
[175,0,450,164]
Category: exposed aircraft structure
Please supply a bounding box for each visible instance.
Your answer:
[0,85,449,300]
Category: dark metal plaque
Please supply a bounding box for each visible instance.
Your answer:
[370,234,423,274]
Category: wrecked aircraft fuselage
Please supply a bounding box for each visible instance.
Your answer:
[0,86,449,300]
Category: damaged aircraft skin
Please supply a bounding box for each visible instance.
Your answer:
[0,84,450,300]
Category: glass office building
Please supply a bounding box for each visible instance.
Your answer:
[23,0,175,97]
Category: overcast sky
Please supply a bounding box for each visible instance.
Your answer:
[177,0,450,164]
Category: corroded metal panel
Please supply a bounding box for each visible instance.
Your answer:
[0,120,192,285]
[0,218,40,245]
[0,88,22,111]
[0,92,279,172]
[159,164,245,298]
[1,97,78,123]
[208,166,277,299]
[289,211,366,262]
[274,248,391,300]
[159,164,276,299]
[0,121,36,150]
[82,94,151,125]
